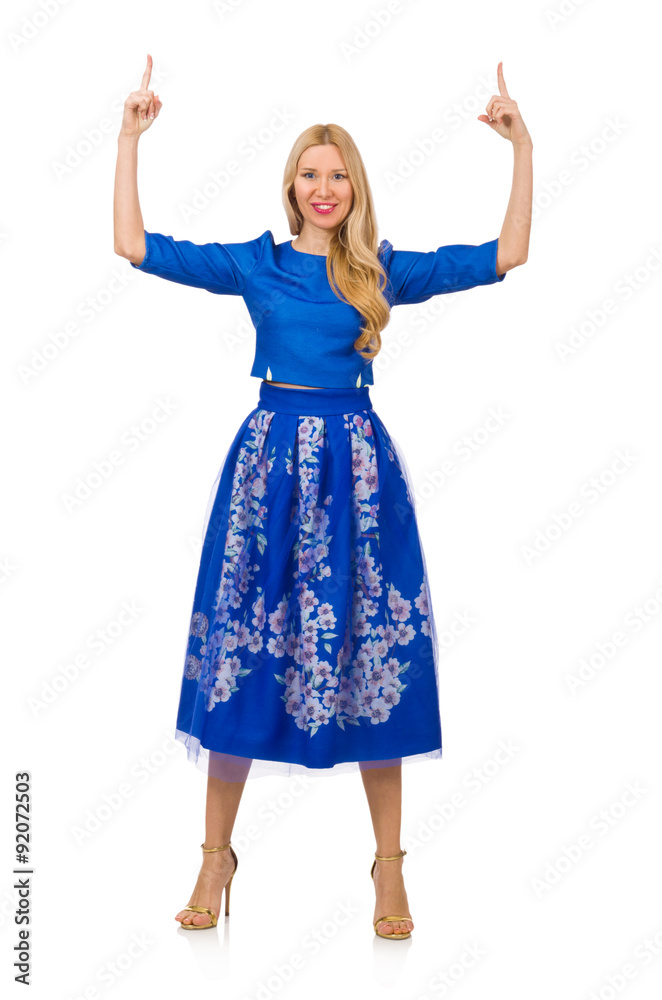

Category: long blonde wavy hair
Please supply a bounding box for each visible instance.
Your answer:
[281,124,391,362]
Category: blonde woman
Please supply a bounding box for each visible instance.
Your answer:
[114,54,532,939]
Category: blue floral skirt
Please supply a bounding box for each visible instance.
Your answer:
[175,381,442,780]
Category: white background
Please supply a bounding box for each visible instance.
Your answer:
[3,0,662,996]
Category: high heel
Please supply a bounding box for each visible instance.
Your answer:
[179,840,238,930]
[370,849,413,940]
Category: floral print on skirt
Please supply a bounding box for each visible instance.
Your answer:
[175,381,442,780]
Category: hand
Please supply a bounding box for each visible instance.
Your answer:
[119,53,163,138]
[477,62,531,147]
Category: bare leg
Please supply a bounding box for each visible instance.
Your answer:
[175,753,252,928]
[359,760,414,936]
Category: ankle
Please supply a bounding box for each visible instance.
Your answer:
[375,847,405,859]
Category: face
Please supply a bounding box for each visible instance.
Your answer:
[292,144,353,235]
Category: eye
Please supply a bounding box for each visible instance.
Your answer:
[302,172,347,180]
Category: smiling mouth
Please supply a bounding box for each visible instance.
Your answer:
[311,203,337,214]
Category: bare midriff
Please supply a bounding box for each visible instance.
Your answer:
[267,381,322,389]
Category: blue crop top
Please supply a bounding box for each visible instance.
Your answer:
[130,229,506,388]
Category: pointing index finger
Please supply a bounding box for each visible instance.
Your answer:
[497,61,510,98]
[140,53,152,92]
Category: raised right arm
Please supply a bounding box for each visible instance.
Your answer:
[113,54,162,264]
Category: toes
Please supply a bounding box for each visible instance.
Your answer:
[377,918,413,935]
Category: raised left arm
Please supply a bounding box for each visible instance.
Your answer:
[478,62,533,274]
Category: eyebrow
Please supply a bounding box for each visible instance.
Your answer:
[299,167,347,172]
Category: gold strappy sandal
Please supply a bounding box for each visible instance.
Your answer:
[370,848,413,940]
[179,840,238,930]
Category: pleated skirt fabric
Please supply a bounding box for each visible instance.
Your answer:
[175,381,443,780]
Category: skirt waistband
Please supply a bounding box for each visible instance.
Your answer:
[258,381,373,415]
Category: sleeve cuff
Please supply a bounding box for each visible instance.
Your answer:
[492,238,506,282]
[130,231,151,270]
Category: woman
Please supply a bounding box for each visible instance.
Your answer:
[114,54,532,939]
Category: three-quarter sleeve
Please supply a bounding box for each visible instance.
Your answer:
[380,237,506,306]
[130,229,271,295]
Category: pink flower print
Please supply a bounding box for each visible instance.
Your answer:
[314,707,331,725]
[227,656,242,677]
[373,636,389,658]
[298,585,318,614]
[369,702,390,724]
[381,684,401,708]
[363,594,380,617]
[394,623,416,645]
[301,619,318,643]
[286,693,303,716]
[358,689,376,711]
[335,691,354,714]
[363,463,379,494]
[356,638,377,666]
[300,645,319,671]
[235,623,251,647]
[252,597,266,631]
[298,547,319,575]
[298,439,316,462]
[284,665,298,685]
[415,580,431,616]
[303,700,318,722]
[211,676,232,704]
[388,589,412,622]
[351,446,371,478]
[357,550,375,576]
[235,480,253,506]
[247,632,264,653]
[269,600,289,634]
[383,658,401,680]
[208,631,224,657]
[312,661,333,682]
[267,634,288,657]
[284,632,302,658]
[322,689,337,709]
[315,546,331,570]
[377,622,401,647]
[355,478,374,503]
[251,477,267,502]
[354,415,364,427]
[365,664,386,685]
[224,629,239,652]
[317,603,336,629]
[311,506,330,538]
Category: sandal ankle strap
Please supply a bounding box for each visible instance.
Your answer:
[201,840,232,853]
[374,849,407,861]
